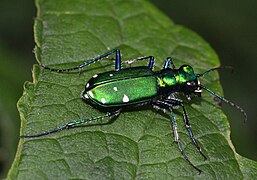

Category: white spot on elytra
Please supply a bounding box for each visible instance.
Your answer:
[123,94,129,102]
[109,74,113,77]
[86,83,90,88]
[113,87,118,91]
[84,94,89,99]
[93,74,98,78]
[88,91,94,98]
[101,98,106,104]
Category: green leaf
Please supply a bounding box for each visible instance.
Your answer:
[8,0,257,179]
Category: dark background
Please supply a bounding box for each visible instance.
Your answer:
[0,0,256,178]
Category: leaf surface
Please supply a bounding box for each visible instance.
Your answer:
[8,0,257,179]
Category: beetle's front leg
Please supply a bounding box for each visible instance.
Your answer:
[163,98,207,160]
[152,100,202,174]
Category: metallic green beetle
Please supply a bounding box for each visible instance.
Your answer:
[21,49,247,173]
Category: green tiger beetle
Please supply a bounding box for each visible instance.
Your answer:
[20,49,247,174]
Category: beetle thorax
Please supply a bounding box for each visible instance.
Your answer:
[157,65,200,94]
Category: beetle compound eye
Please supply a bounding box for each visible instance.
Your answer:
[181,65,194,74]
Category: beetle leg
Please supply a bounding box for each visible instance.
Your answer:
[164,57,176,69]
[39,49,121,73]
[115,49,121,71]
[125,56,154,69]
[163,98,207,161]
[152,101,202,174]
[20,109,121,138]
[169,109,202,174]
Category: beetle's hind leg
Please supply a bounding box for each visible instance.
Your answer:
[20,109,121,138]
[40,49,122,73]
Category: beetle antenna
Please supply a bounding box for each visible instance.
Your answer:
[199,84,247,123]
[197,66,234,78]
